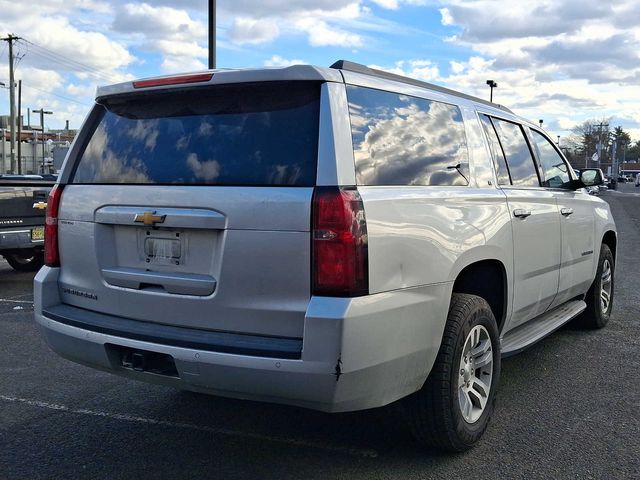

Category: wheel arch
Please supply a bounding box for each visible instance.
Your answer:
[602,230,617,261]
[451,259,508,332]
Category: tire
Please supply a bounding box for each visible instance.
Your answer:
[4,251,44,272]
[401,293,501,452]
[576,243,614,329]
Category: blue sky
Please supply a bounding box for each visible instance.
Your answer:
[1,0,640,145]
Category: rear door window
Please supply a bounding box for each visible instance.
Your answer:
[490,118,540,187]
[530,130,571,188]
[72,82,320,186]
[346,85,469,186]
[479,114,510,185]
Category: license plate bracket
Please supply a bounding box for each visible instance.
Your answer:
[31,226,44,241]
[141,231,184,266]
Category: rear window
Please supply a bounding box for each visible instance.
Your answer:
[347,85,469,186]
[71,82,320,186]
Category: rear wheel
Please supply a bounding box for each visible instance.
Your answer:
[402,293,501,452]
[576,243,614,329]
[4,251,44,272]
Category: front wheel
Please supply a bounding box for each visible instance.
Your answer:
[4,251,44,272]
[576,243,614,329]
[401,293,501,452]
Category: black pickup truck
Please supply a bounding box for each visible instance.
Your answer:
[0,175,55,272]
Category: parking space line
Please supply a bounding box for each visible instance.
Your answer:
[0,298,34,304]
[6,292,35,300]
[0,394,379,459]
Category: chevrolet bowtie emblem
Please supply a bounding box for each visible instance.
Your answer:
[32,201,48,210]
[134,211,166,226]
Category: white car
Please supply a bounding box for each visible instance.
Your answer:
[34,60,616,451]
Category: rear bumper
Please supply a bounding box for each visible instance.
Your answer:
[34,266,450,412]
[0,228,43,251]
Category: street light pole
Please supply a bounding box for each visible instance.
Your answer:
[486,80,497,102]
[0,83,4,173]
[208,0,216,69]
[32,109,52,173]
[17,79,22,174]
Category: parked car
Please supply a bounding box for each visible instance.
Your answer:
[34,61,616,452]
[0,175,54,271]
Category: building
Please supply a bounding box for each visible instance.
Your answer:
[1,127,75,174]
[620,163,640,176]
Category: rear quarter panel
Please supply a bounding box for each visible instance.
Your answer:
[360,187,513,293]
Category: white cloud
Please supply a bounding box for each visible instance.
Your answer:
[228,18,280,45]
[439,7,454,26]
[370,59,440,81]
[113,3,205,40]
[1,20,134,77]
[439,0,640,85]
[218,0,358,18]
[161,56,207,74]
[112,3,209,73]
[296,19,363,47]
[371,0,399,9]
[264,55,305,67]
[65,83,95,98]
[218,0,367,48]
[430,0,640,139]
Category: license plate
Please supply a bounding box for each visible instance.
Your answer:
[144,237,181,259]
[31,226,44,241]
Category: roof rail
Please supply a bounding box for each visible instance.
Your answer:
[330,60,513,114]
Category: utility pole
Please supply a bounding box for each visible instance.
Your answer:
[2,34,21,173]
[611,138,617,182]
[595,122,608,170]
[208,0,216,69]
[16,79,21,174]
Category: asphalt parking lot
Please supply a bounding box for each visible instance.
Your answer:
[1,186,639,479]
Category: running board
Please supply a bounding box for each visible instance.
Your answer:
[501,300,586,357]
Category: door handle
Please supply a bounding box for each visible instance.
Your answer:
[560,207,574,216]
[513,209,531,218]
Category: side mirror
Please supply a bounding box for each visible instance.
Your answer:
[579,168,604,187]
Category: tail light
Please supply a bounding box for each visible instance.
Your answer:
[312,187,368,297]
[133,73,214,88]
[44,184,64,267]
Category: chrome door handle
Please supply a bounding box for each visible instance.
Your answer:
[513,209,531,218]
[560,207,574,216]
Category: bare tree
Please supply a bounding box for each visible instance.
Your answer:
[565,118,612,169]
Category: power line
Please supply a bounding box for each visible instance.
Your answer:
[17,38,121,84]
[19,44,117,84]
[19,37,110,76]
[21,47,116,84]
[21,83,94,108]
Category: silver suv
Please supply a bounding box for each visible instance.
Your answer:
[34,61,616,451]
